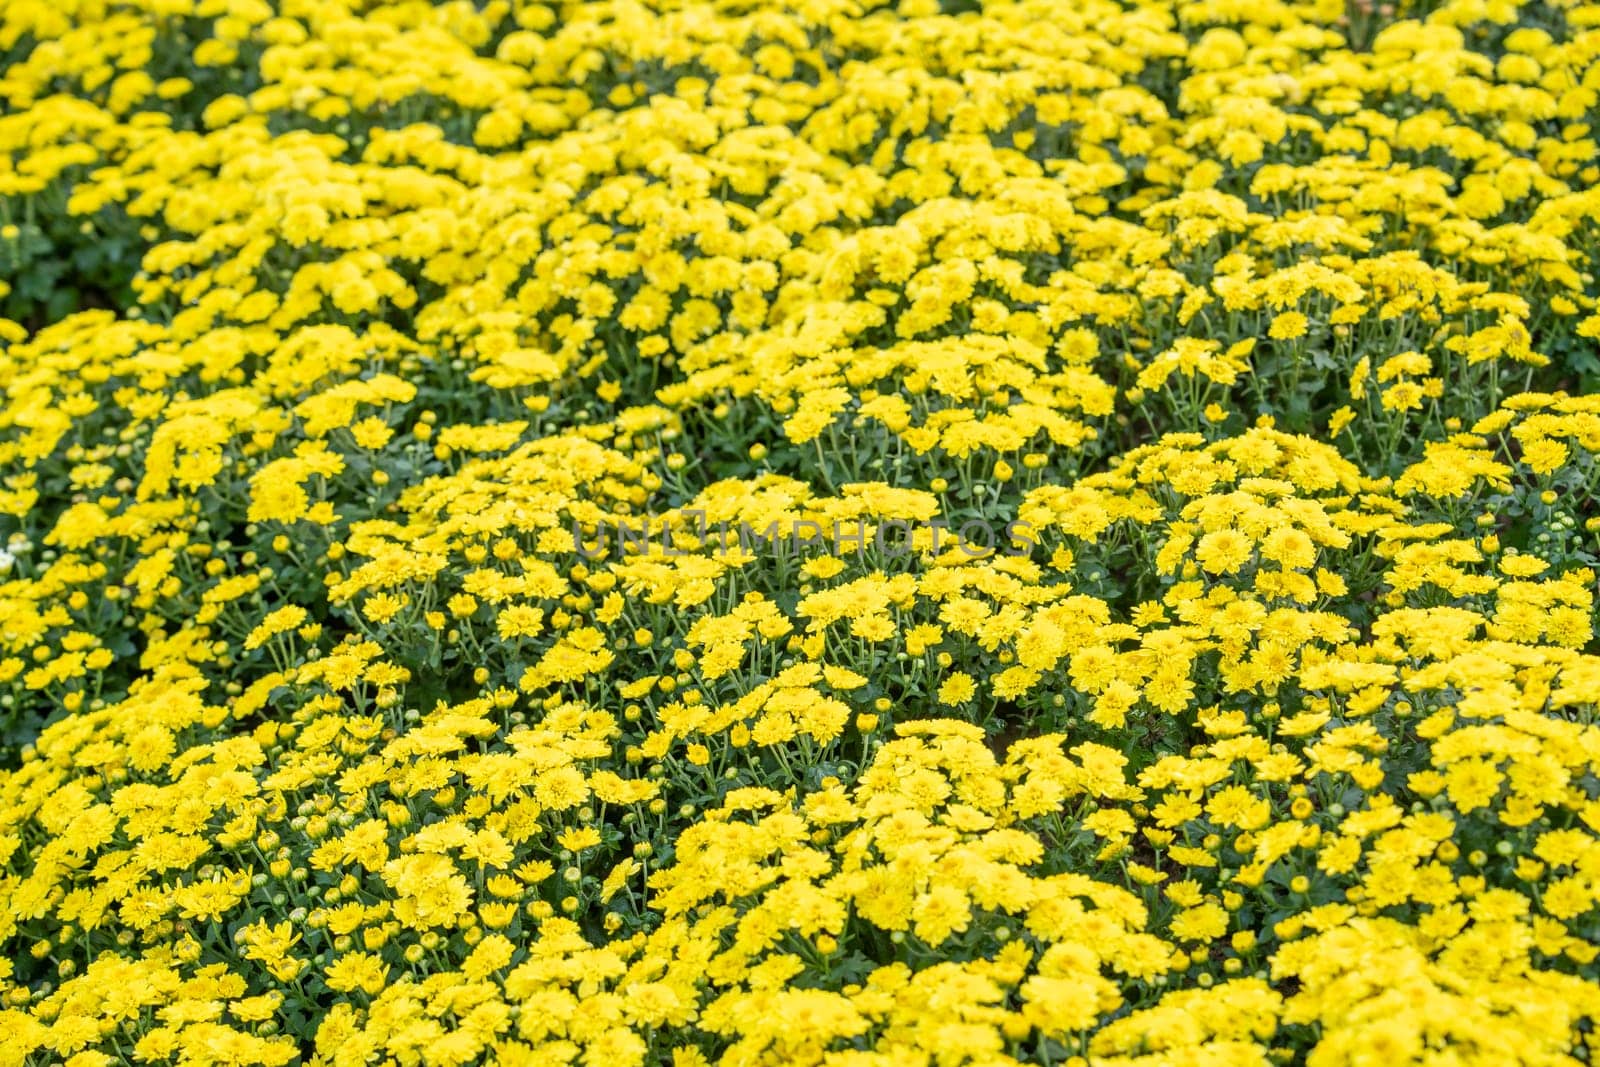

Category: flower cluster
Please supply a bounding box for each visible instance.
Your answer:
[2,0,1600,1064]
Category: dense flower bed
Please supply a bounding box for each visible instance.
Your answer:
[2,0,1600,1063]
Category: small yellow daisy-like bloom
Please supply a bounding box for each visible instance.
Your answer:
[1521,438,1569,475]
[361,592,408,624]
[1195,528,1253,575]
[557,826,603,852]
[1268,311,1307,340]
[937,672,977,705]
[349,416,394,450]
